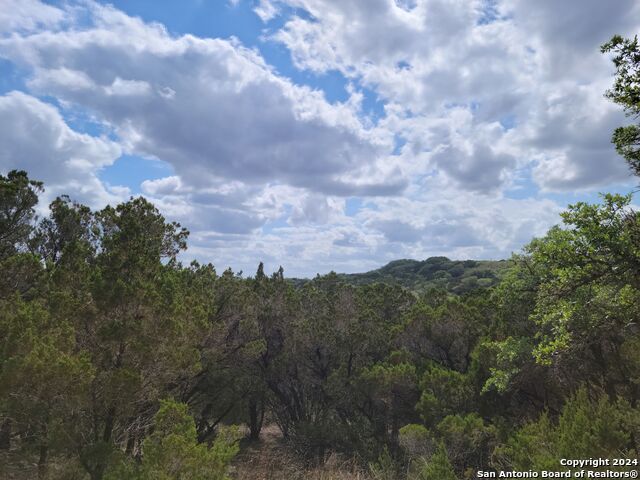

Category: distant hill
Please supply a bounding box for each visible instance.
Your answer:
[292,257,511,294]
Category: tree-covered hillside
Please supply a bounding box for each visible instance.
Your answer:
[337,257,510,294]
[290,258,510,295]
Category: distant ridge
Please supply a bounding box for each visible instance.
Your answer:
[292,257,511,294]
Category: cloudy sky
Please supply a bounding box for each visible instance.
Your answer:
[0,0,638,277]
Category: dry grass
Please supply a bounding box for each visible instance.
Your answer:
[230,425,374,480]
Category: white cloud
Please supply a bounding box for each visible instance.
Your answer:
[0,1,400,197]
[0,0,66,35]
[261,0,638,192]
[0,0,637,277]
[254,0,280,22]
[141,175,182,196]
[0,91,123,208]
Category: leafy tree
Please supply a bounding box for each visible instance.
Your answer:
[416,363,473,426]
[75,198,196,479]
[0,170,42,259]
[105,400,239,480]
[0,171,44,299]
[0,297,94,479]
[399,296,483,372]
[185,264,268,443]
[436,413,496,474]
[369,447,400,480]
[359,360,419,448]
[527,195,640,402]
[398,423,432,459]
[416,443,457,480]
[32,195,96,266]
[494,389,637,472]
[602,35,640,176]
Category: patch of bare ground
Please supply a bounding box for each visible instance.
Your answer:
[230,424,372,480]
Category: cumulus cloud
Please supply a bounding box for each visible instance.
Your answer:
[524,81,632,190]
[362,189,562,258]
[289,193,344,225]
[0,91,122,208]
[371,219,424,243]
[431,144,515,192]
[261,0,638,192]
[0,1,400,198]
[0,0,637,277]
[503,0,640,82]
[0,0,67,34]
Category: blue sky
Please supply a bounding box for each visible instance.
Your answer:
[0,0,638,276]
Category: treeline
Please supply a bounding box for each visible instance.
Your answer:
[0,35,640,479]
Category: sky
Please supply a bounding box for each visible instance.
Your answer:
[0,0,639,277]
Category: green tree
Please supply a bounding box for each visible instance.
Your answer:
[417,443,457,480]
[32,195,96,266]
[0,297,94,479]
[0,170,42,260]
[494,389,637,472]
[416,363,473,426]
[76,198,195,479]
[185,264,268,443]
[436,413,496,474]
[602,35,640,176]
[106,400,239,480]
[0,170,44,299]
[527,195,640,402]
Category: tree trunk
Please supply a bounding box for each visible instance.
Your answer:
[248,397,264,440]
[37,442,48,479]
[0,419,11,450]
[125,432,136,455]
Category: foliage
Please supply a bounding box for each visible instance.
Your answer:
[105,400,239,480]
[0,170,42,260]
[417,364,473,425]
[369,447,399,480]
[436,414,497,474]
[416,443,457,480]
[494,389,638,472]
[602,35,640,176]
